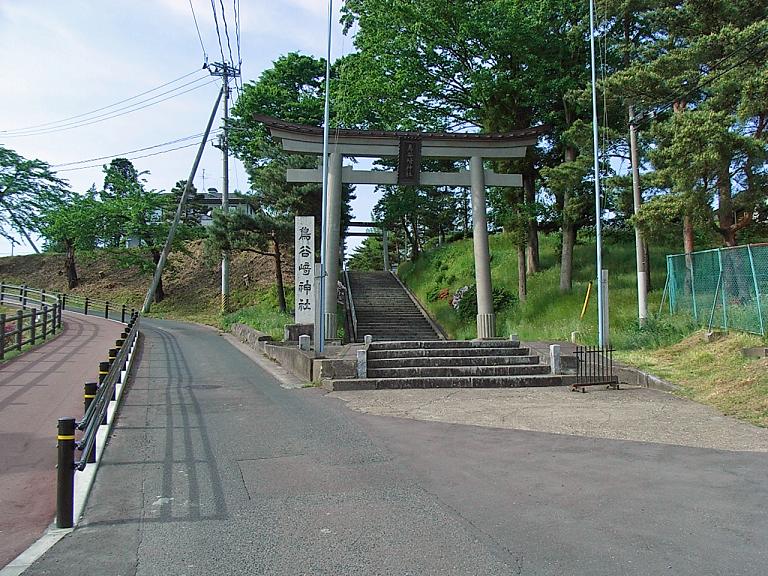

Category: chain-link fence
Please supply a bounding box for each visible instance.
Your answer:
[666,244,768,336]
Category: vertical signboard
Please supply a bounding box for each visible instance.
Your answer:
[294,216,315,325]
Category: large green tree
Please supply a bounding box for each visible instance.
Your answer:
[39,191,102,288]
[0,146,68,253]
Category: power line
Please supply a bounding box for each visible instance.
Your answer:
[219,0,235,67]
[210,0,227,65]
[188,0,208,61]
[54,138,219,173]
[0,69,205,134]
[52,131,220,167]
[1,79,219,138]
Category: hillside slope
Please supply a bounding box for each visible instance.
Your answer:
[398,233,687,349]
[0,241,293,325]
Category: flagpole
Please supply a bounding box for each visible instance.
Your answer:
[589,0,605,347]
[318,0,333,353]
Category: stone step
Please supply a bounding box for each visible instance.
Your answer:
[367,364,551,378]
[367,347,529,359]
[367,355,540,368]
[368,340,521,351]
[330,374,576,391]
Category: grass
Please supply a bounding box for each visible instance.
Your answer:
[220,286,295,340]
[398,232,687,348]
[398,232,768,427]
[618,331,768,427]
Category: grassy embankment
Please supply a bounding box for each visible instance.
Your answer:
[398,233,768,426]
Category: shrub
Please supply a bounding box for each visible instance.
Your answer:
[454,285,517,321]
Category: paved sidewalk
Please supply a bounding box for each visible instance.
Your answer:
[0,312,123,569]
[20,319,768,576]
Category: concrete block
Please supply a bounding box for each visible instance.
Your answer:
[284,323,313,342]
[364,334,373,345]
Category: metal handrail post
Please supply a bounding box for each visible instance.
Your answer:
[747,245,765,336]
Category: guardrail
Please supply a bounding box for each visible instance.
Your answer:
[56,311,140,528]
[343,269,358,343]
[0,283,63,359]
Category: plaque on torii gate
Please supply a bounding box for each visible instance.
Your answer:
[255,114,546,340]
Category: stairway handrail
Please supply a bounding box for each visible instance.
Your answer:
[389,272,448,340]
[343,269,358,343]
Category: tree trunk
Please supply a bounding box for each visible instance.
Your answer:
[560,145,578,293]
[643,240,652,292]
[717,164,738,247]
[64,240,78,289]
[273,237,287,313]
[683,214,695,255]
[517,244,527,302]
[524,171,539,275]
[151,249,165,303]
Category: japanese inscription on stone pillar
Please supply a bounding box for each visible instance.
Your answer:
[294,216,315,324]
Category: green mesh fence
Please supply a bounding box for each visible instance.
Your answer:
[667,244,768,336]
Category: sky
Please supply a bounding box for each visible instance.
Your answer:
[0,0,374,256]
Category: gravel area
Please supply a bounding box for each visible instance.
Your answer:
[331,385,768,452]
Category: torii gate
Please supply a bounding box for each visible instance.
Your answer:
[346,221,391,271]
[255,115,545,340]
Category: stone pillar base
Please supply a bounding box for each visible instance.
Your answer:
[476,313,496,339]
[324,313,337,342]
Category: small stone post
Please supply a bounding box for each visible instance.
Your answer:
[298,334,311,352]
[364,334,373,346]
[356,349,367,379]
[549,344,561,375]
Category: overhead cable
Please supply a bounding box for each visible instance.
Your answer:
[0,69,205,134]
[1,79,219,138]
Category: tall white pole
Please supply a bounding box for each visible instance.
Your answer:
[589,0,605,347]
[629,106,648,325]
[221,71,230,313]
[318,0,333,353]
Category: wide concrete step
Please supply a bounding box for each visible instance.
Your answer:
[368,355,540,368]
[367,364,551,378]
[368,340,521,350]
[367,346,529,359]
[331,374,576,391]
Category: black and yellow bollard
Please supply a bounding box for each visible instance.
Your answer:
[83,382,98,463]
[121,304,126,323]
[56,417,76,529]
[108,349,118,400]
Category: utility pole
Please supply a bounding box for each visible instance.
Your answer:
[629,106,648,325]
[142,87,224,313]
[208,62,239,313]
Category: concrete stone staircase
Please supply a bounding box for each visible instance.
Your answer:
[331,339,575,391]
[347,271,443,342]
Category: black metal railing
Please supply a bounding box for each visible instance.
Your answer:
[0,283,63,359]
[573,345,619,392]
[56,311,140,528]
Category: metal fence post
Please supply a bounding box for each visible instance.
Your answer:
[21,284,28,308]
[0,281,4,304]
[16,310,23,351]
[56,417,76,529]
[121,304,126,324]
[105,301,109,320]
[747,245,765,336]
[58,299,64,328]
[84,382,98,463]
[99,360,110,424]
[30,308,37,346]
[717,249,728,331]
[108,349,117,400]
[42,305,48,340]
[84,296,89,316]
[0,313,5,360]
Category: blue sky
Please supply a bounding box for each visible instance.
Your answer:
[0,0,374,256]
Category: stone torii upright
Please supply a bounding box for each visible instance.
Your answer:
[256,115,545,340]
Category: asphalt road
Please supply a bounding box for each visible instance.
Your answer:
[23,318,768,575]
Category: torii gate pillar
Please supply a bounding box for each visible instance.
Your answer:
[470,156,495,339]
